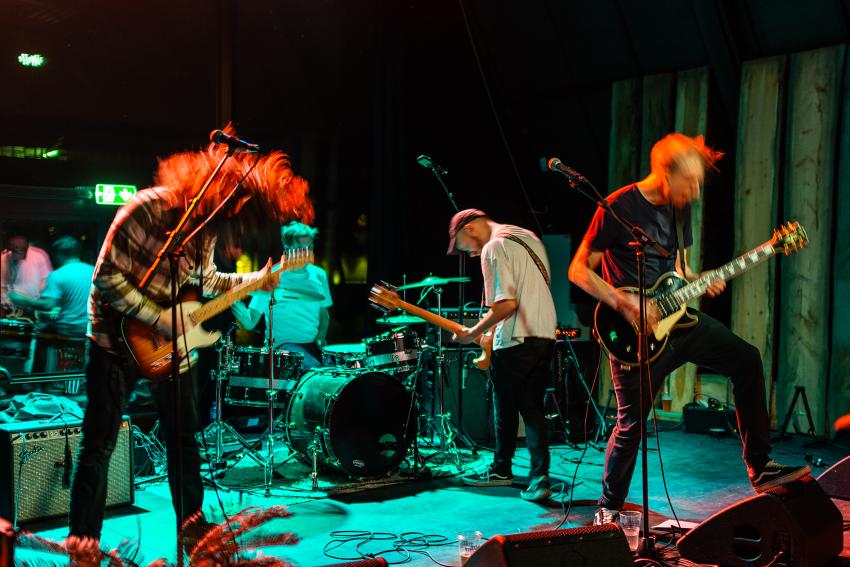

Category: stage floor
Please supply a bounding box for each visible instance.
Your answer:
[14,426,850,566]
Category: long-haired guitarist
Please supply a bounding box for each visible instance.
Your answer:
[568,133,809,526]
[448,209,557,502]
[69,131,314,547]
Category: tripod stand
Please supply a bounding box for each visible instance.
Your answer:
[198,334,268,476]
[419,286,464,471]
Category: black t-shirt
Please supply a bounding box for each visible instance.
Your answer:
[582,184,692,288]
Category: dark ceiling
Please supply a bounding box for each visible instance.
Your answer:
[2,0,849,325]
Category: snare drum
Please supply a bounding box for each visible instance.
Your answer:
[224,347,303,408]
[322,343,367,368]
[363,331,420,373]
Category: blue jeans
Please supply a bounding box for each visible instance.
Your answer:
[490,337,554,480]
[69,342,204,538]
[599,311,771,510]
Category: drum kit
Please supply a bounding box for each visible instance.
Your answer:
[201,274,474,491]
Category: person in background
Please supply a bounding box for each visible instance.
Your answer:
[231,221,331,370]
[1,233,53,315]
[9,235,94,336]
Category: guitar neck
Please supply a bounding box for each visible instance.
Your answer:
[662,240,776,311]
[391,299,484,343]
[190,261,301,325]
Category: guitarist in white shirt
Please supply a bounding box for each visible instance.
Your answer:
[448,209,557,502]
[568,133,810,526]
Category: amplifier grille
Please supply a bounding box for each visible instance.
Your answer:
[1,418,134,523]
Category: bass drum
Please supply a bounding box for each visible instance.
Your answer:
[284,367,414,478]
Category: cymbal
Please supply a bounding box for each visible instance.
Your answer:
[377,314,427,325]
[397,275,470,290]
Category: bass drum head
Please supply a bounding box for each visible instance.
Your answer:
[285,367,413,478]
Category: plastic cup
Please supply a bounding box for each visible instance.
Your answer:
[618,510,641,552]
[457,530,483,565]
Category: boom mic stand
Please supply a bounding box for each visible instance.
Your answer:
[416,155,477,451]
[139,144,236,564]
[549,161,669,560]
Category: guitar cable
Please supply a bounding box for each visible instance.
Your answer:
[553,343,603,530]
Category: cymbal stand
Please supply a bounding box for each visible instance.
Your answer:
[420,286,463,471]
[198,334,267,475]
[262,291,278,495]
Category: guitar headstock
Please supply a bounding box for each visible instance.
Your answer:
[369,282,401,312]
[770,221,808,256]
[280,248,314,272]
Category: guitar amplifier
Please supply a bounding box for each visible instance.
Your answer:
[0,417,134,524]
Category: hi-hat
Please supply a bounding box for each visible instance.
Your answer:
[397,275,470,290]
[377,314,427,325]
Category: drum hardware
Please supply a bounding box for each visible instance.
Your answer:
[396,275,470,290]
[414,285,464,471]
[198,336,268,475]
[363,330,421,374]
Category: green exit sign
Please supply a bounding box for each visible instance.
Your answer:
[95,184,137,205]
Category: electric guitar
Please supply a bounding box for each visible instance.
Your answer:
[369,283,493,370]
[594,221,808,367]
[123,249,313,381]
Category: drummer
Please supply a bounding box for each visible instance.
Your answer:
[231,221,332,370]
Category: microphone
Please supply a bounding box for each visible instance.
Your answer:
[210,130,260,152]
[416,154,447,175]
[62,429,72,488]
[547,157,584,180]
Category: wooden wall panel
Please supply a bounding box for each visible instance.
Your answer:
[608,79,642,192]
[830,53,850,434]
[779,46,843,434]
[732,56,785,422]
[639,74,675,178]
[667,67,709,412]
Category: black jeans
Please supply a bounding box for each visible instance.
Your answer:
[599,311,771,510]
[69,342,204,538]
[490,337,555,480]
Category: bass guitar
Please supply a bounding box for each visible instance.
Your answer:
[369,283,492,370]
[123,250,313,380]
[594,221,808,367]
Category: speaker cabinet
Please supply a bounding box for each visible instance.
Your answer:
[677,476,842,566]
[465,524,633,567]
[0,417,134,524]
[554,339,600,442]
[816,454,850,501]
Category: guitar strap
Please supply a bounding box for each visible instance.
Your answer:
[504,234,551,287]
[674,206,687,279]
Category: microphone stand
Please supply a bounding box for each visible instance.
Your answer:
[140,145,236,565]
[552,168,668,560]
[419,158,476,452]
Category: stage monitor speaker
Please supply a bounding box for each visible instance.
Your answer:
[465,524,633,567]
[0,417,134,524]
[816,454,850,501]
[677,476,842,567]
